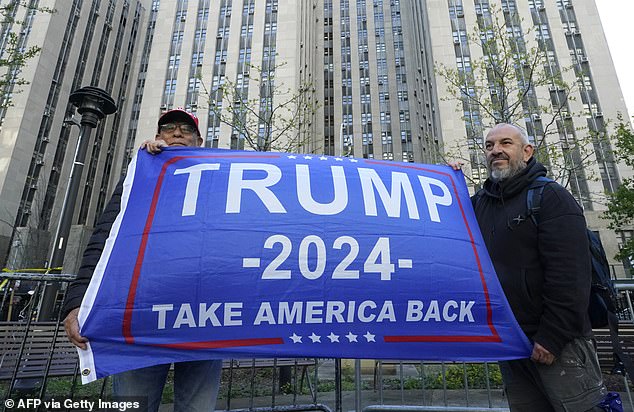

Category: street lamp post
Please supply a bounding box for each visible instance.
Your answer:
[339,123,345,157]
[38,86,116,320]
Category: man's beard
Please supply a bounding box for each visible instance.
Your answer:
[489,157,527,182]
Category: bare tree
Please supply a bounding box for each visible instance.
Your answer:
[435,4,600,192]
[0,1,53,109]
[200,61,319,153]
[0,2,54,267]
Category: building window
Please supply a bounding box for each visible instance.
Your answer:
[617,230,634,276]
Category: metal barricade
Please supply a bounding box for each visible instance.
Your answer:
[2,270,633,412]
[0,271,93,407]
[615,281,634,323]
[363,408,509,412]
[217,359,507,412]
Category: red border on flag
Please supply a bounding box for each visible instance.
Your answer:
[122,154,500,347]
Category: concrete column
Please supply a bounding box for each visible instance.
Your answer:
[62,225,94,275]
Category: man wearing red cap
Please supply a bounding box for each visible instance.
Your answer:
[62,109,222,412]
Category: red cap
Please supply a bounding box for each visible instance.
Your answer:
[158,109,200,136]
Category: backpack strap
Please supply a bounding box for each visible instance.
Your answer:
[526,176,554,226]
[586,232,634,382]
[522,177,634,385]
[607,309,634,385]
[588,229,619,305]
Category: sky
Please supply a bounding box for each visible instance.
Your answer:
[595,0,634,121]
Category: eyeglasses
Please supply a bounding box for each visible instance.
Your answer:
[159,122,196,135]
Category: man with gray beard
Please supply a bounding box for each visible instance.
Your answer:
[452,123,606,411]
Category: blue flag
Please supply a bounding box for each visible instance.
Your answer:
[77,148,531,382]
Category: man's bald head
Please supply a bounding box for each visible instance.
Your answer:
[485,123,534,181]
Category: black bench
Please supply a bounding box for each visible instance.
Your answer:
[593,323,634,375]
[0,320,315,381]
[0,321,78,381]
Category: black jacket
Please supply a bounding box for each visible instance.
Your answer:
[61,179,124,320]
[473,157,592,357]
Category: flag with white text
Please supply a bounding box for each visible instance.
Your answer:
[77,148,531,383]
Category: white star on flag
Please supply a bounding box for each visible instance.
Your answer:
[319,156,328,160]
[334,157,343,161]
[304,155,313,160]
[287,155,297,159]
[349,159,358,163]
[327,332,340,343]
[363,331,376,342]
[345,332,358,342]
[309,332,321,343]
[290,333,302,343]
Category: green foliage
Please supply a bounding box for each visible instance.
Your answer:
[603,116,634,268]
[0,2,54,108]
[278,382,294,395]
[436,8,558,127]
[316,380,335,392]
[0,376,111,400]
[434,4,596,189]
[613,120,634,161]
[0,362,504,404]
[46,376,111,398]
[423,363,502,390]
[343,362,503,392]
[402,377,422,390]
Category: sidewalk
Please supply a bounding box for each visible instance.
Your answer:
[159,389,634,412]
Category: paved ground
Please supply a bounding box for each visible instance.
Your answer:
[159,389,634,412]
[210,390,634,412]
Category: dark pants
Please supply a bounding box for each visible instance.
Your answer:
[112,360,223,412]
[499,337,607,412]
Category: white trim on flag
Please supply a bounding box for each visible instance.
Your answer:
[77,152,138,383]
